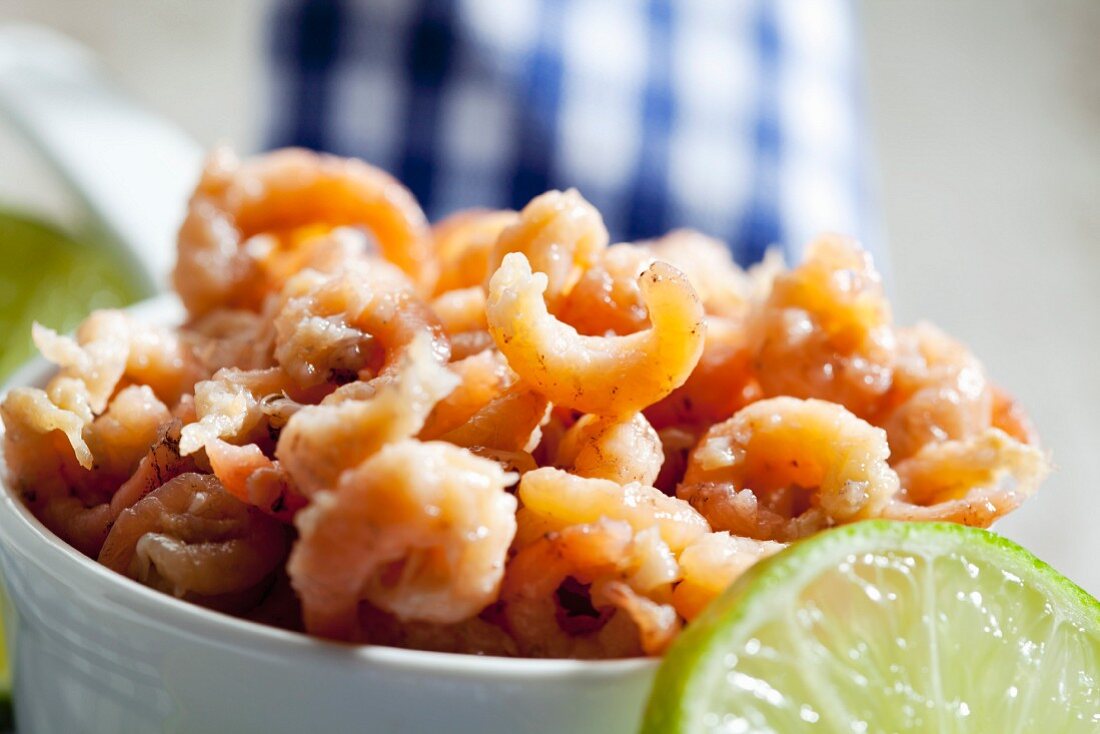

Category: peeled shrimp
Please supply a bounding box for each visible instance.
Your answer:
[2,386,104,554]
[205,439,306,523]
[876,323,993,460]
[33,314,130,413]
[558,234,749,337]
[288,440,517,639]
[750,235,896,415]
[554,412,663,486]
[273,265,448,388]
[681,397,900,540]
[672,532,785,621]
[883,428,1049,526]
[419,349,515,439]
[502,519,680,657]
[517,468,709,553]
[99,473,287,611]
[487,253,705,415]
[174,147,435,315]
[557,244,655,336]
[438,385,549,453]
[35,312,202,411]
[645,315,759,429]
[276,334,459,496]
[184,307,277,375]
[179,368,292,456]
[432,209,517,295]
[487,189,609,313]
[78,384,174,502]
[991,384,1040,445]
[650,230,751,319]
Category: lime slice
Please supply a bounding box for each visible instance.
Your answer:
[0,210,145,379]
[643,521,1100,733]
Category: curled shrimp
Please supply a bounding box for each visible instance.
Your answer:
[680,397,900,540]
[276,335,459,496]
[1,385,186,556]
[517,467,709,553]
[273,265,448,388]
[672,532,785,621]
[876,323,993,460]
[288,440,517,639]
[554,412,663,486]
[99,472,287,611]
[750,235,896,415]
[487,189,609,312]
[2,385,103,555]
[174,148,435,315]
[645,315,759,430]
[502,519,680,657]
[487,253,705,415]
[432,209,517,295]
[882,428,1049,527]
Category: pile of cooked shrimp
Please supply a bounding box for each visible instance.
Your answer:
[0,149,1048,658]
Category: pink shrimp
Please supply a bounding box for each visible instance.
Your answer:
[288,440,517,640]
[174,147,435,316]
[99,472,288,613]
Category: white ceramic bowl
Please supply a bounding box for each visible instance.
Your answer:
[0,296,658,734]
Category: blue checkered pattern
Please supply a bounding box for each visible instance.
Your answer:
[266,0,878,267]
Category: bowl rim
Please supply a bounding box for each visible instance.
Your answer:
[0,294,659,680]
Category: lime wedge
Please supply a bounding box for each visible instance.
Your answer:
[642,521,1100,733]
[0,210,145,379]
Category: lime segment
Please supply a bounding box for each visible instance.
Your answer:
[643,521,1100,733]
[0,210,144,379]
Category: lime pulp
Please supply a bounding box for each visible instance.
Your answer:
[642,521,1100,733]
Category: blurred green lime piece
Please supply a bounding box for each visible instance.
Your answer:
[0,210,144,380]
[642,520,1100,733]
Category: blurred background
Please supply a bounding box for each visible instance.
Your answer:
[0,0,1097,595]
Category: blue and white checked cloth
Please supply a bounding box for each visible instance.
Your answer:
[265,0,878,267]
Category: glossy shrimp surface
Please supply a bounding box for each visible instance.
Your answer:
[276,334,459,497]
[288,440,517,640]
[750,235,896,415]
[681,397,900,539]
[486,189,608,313]
[174,148,435,315]
[554,413,664,486]
[2,146,1051,660]
[487,253,705,415]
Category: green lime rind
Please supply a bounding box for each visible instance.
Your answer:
[641,520,1100,734]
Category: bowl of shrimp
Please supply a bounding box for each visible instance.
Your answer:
[0,148,1048,733]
